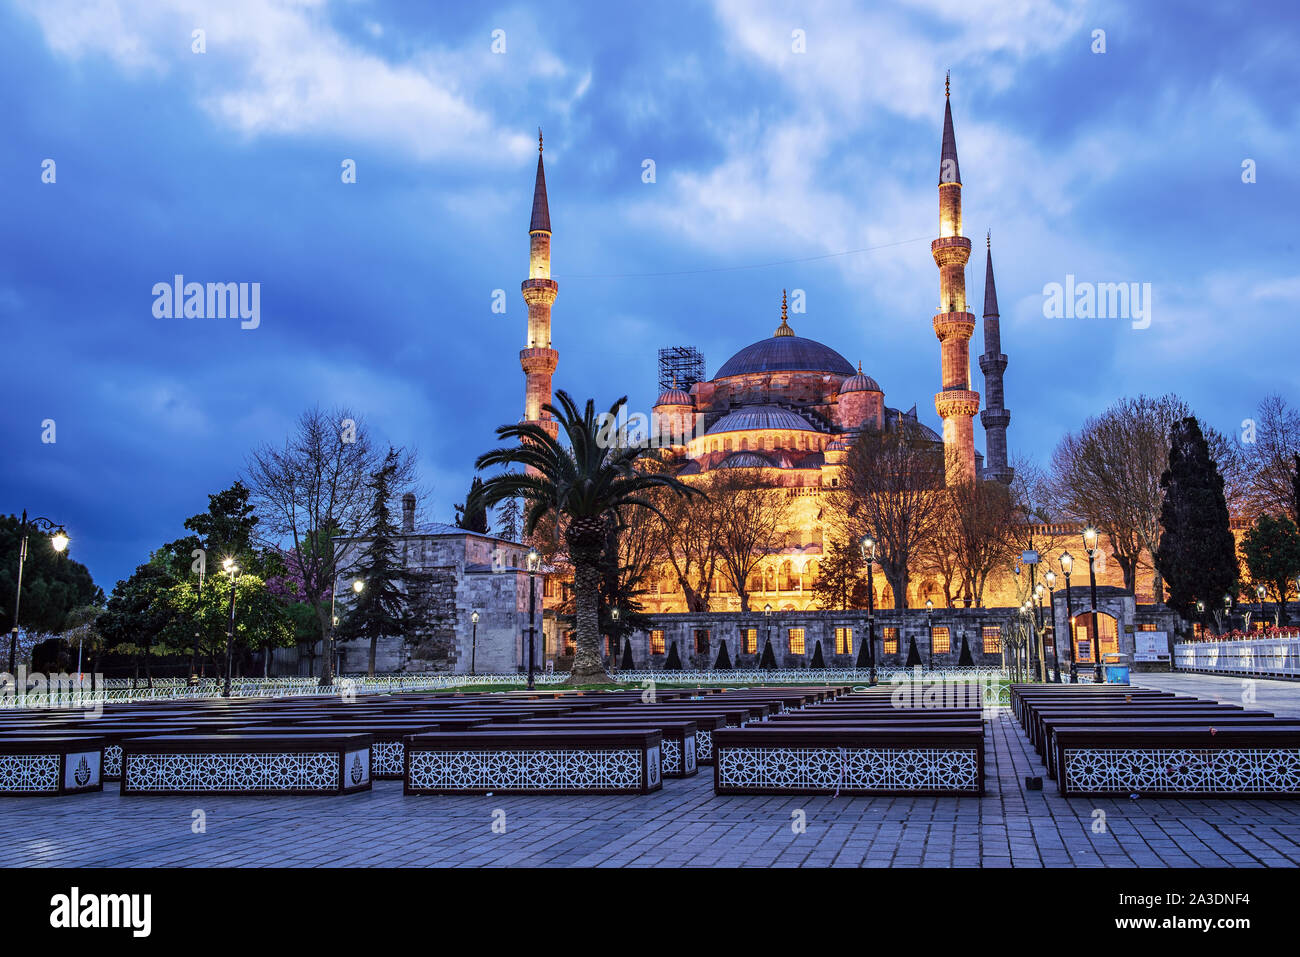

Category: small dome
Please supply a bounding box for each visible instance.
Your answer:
[677,460,703,476]
[655,387,693,407]
[719,452,774,469]
[839,362,881,394]
[826,440,848,452]
[706,405,818,435]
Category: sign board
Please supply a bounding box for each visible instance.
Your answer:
[1021,550,1040,564]
[1134,631,1170,662]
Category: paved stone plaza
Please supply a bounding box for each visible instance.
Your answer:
[1,674,1298,868]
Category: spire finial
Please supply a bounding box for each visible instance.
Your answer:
[538,127,543,153]
[774,289,794,337]
[945,70,950,98]
[858,360,863,374]
[986,228,991,250]
[782,288,788,321]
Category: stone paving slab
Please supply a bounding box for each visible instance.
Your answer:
[2,700,1298,867]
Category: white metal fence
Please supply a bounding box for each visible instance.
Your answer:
[1174,638,1300,679]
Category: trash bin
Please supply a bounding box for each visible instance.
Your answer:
[1103,652,1130,684]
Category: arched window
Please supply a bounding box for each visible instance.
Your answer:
[778,560,795,592]
[740,437,749,450]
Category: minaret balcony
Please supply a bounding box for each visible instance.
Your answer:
[932,311,975,342]
[931,236,971,267]
[519,347,558,375]
[980,408,1011,430]
[521,278,558,305]
[934,389,980,419]
[978,352,1008,375]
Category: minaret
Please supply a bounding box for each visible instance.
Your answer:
[521,129,559,440]
[931,73,979,485]
[979,232,1013,484]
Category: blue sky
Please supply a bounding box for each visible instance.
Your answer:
[3,0,1297,590]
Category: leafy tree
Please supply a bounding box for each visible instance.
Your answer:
[813,538,865,610]
[454,476,490,533]
[164,568,294,677]
[337,448,430,675]
[1241,514,1300,626]
[471,391,697,684]
[0,515,102,644]
[97,556,178,687]
[1155,417,1238,626]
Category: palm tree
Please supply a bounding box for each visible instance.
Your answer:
[472,391,699,684]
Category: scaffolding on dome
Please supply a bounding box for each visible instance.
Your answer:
[657,345,705,394]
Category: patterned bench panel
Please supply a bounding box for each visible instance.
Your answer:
[1055,728,1300,797]
[404,730,663,795]
[713,728,984,796]
[514,720,698,778]
[0,737,104,796]
[121,734,373,795]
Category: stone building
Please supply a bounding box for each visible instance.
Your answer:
[330,495,545,675]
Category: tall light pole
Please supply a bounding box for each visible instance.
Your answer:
[1045,570,1060,683]
[1083,525,1102,682]
[526,548,539,690]
[7,511,69,675]
[1257,583,1269,628]
[470,610,480,676]
[1034,582,1047,683]
[221,557,239,697]
[925,598,934,672]
[764,603,772,669]
[859,535,878,686]
[1060,551,1077,683]
[190,558,205,688]
[610,606,621,672]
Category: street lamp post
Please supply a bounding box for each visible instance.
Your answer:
[526,548,539,691]
[7,511,69,675]
[1257,584,1269,628]
[1034,582,1047,683]
[221,558,239,697]
[1060,551,1077,683]
[925,598,934,672]
[470,610,480,676]
[610,606,621,672]
[1083,526,1102,682]
[859,535,878,686]
[1045,570,1060,683]
[190,561,205,688]
[764,603,772,669]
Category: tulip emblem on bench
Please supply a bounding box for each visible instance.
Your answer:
[74,756,91,787]
[350,755,364,785]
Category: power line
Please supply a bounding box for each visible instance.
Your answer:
[558,235,933,280]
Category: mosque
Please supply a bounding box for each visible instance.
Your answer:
[516,78,1016,614]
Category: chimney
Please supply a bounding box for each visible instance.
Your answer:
[402,492,415,532]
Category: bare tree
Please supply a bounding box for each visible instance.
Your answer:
[945,478,1020,607]
[827,421,945,609]
[711,469,792,613]
[247,407,410,686]
[651,471,722,612]
[1241,395,1300,520]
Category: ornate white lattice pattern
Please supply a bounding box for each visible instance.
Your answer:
[696,730,713,762]
[661,738,681,774]
[104,745,124,779]
[0,754,60,792]
[407,747,648,791]
[1062,747,1300,794]
[124,751,339,792]
[716,746,980,793]
[372,741,405,777]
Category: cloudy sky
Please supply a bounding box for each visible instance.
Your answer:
[3,0,1297,589]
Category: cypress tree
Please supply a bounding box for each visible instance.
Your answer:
[620,638,635,670]
[810,640,825,669]
[714,640,732,670]
[454,476,489,533]
[905,634,923,667]
[1154,417,1237,625]
[958,633,974,666]
[664,641,682,670]
[758,638,777,670]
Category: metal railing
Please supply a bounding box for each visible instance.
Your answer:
[1174,638,1300,679]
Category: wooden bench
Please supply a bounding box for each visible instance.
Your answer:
[515,719,699,777]
[404,729,663,795]
[0,736,104,796]
[121,733,373,795]
[713,726,984,796]
[1053,726,1300,797]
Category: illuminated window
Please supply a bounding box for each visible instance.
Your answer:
[1096,615,1119,658]
[694,629,710,655]
[743,628,758,654]
[650,630,665,655]
[834,627,853,655]
[1138,623,1157,631]
[1075,624,1092,662]
[931,626,950,654]
[883,627,898,654]
[982,626,1001,654]
[787,628,806,655]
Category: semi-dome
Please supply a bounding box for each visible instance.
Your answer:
[719,451,776,469]
[655,387,693,406]
[714,334,856,379]
[838,362,881,394]
[706,405,819,434]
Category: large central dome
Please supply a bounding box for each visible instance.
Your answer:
[714,333,856,379]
